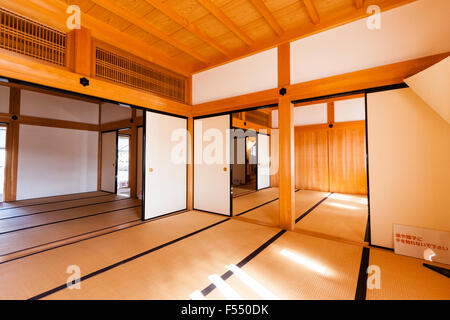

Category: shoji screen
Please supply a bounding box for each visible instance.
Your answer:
[144,112,187,220]
[194,115,231,216]
[101,131,117,193]
[257,133,270,190]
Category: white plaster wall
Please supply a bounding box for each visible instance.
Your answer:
[291,0,450,84]
[17,125,98,200]
[193,48,278,104]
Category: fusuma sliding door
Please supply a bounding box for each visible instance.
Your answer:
[194,115,231,216]
[144,111,187,220]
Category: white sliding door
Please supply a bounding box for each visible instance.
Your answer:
[257,133,270,190]
[194,115,231,216]
[101,131,117,193]
[144,112,187,220]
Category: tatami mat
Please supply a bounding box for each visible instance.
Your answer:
[41,219,280,300]
[0,191,110,210]
[0,211,223,300]
[295,193,368,243]
[232,187,256,198]
[0,194,125,219]
[205,231,362,300]
[0,205,142,257]
[0,191,446,301]
[366,248,450,300]
[232,187,279,215]
[0,198,139,234]
[237,190,328,226]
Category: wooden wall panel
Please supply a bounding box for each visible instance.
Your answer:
[294,125,329,192]
[328,121,367,194]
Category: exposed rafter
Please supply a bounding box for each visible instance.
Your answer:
[90,0,210,64]
[355,0,365,9]
[196,0,254,46]
[2,0,417,75]
[143,0,231,57]
[249,0,284,37]
[196,0,415,73]
[303,0,320,24]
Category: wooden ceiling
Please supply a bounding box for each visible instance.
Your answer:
[16,0,416,75]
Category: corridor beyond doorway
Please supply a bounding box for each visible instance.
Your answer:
[117,135,130,197]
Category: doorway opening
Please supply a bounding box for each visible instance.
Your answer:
[245,136,257,190]
[232,133,258,198]
[117,133,130,197]
[0,125,6,202]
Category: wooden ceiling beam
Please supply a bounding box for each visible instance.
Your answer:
[355,0,365,9]
[0,51,193,117]
[303,0,320,24]
[249,0,284,37]
[192,52,449,116]
[143,0,231,57]
[194,0,416,73]
[197,0,254,46]
[90,0,210,64]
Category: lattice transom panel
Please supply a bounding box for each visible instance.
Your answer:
[95,47,186,103]
[0,8,66,66]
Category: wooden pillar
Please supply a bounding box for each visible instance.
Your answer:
[185,77,192,105]
[97,103,102,191]
[278,43,290,87]
[327,102,335,124]
[187,117,194,210]
[67,27,92,77]
[186,75,194,210]
[277,42,294,230]
[129,109,138,198]
[278,95,295,231]
[4,88,20,202]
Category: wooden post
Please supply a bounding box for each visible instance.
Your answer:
[129,109,138,198]
[186,75,194,211]
[278,95,295,230]
[185,77,192,105]
[277,42,294,230]
[97,103,102,191]
[187,117,194,210]
[67,27,92,77]
[278,43,290,87]
[327,102,335,124]
[4,88,21,202]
